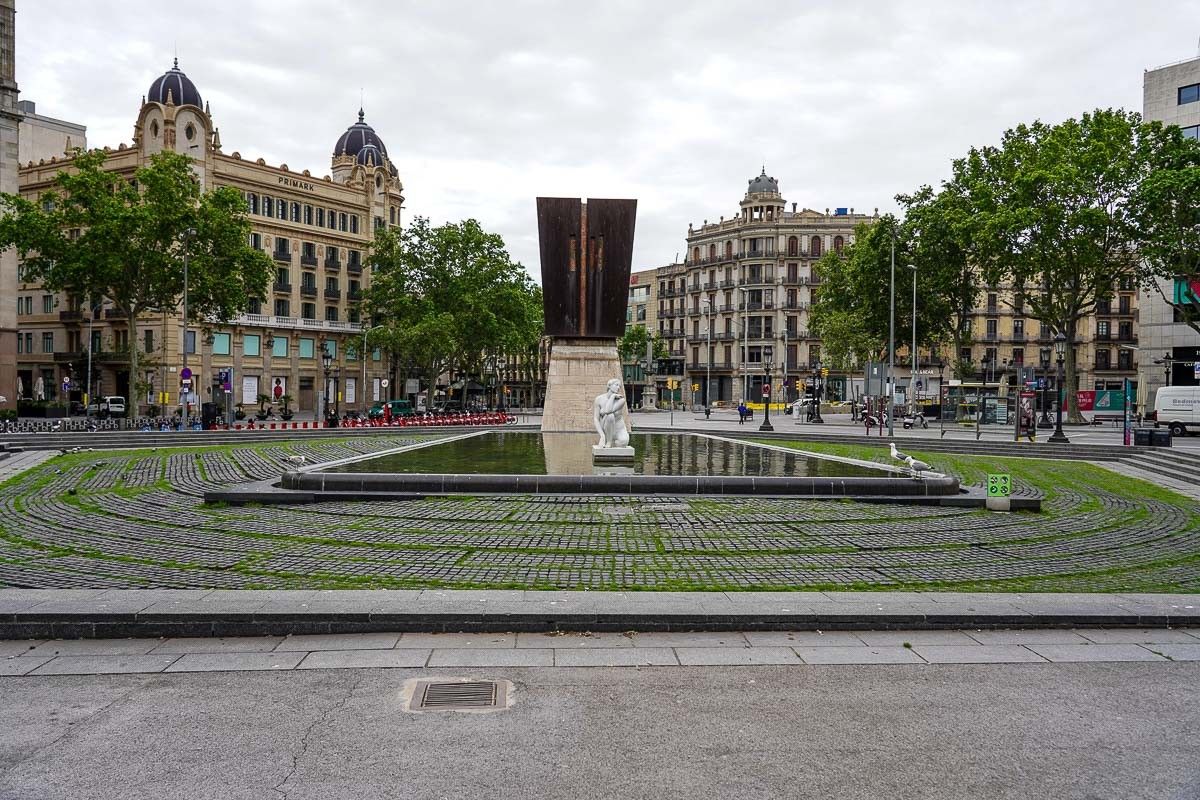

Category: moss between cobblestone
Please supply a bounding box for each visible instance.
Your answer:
[0,436,1197,592]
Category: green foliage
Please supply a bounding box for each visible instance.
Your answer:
[951,109,1150,420]
[364,218,542,401]
[618,324,668,363]
[1129,123,1200,335]
[0,149,271,413]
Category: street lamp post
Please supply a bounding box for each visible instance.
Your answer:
[909,262,918,416]
[811,363,824,423]
[1050,332,1069,443]
[180,227,196,428]
[321,344,334,428]
[703,298,712,416]
[888,238,895,436]
[1038,348,1053,428]
[758,345,774,432]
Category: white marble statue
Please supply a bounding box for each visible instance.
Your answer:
[593,378,630,449]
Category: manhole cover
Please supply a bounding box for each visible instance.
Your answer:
[409,679,509,712]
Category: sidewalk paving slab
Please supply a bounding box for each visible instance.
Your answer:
[1147,644,1200,661]
[153,636,286,654]
[399,632,516,649]
[276,632,401,651]
[858,630,981,647]
[428,648,552,668]
[965,629,1092,645]
[744,631,867,647]
[794,646,924,665]
[914,645,1046,664]
[28,638,162,656]
[1027,644,1166,663]
[297,649,430,669]
[164,651,305,673]
[675,647,800,666]
[1073,628,1200,644]
[30,653,181,675]
[516,631,634,649]
[554,648,678,667]
[629,632,751,648]
[0,655,54,675]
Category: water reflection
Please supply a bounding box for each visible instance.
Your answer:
[328,432,883,478]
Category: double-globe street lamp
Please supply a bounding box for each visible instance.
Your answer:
[758,344,774,432]
[1037,348,1054,428]
[321,344,341,428]
[1049,331,1069,443]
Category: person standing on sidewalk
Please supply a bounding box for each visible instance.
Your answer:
[737,400,747,425]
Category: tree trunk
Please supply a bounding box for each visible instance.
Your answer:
[1064,317,1084,424]
[127,307,140,418]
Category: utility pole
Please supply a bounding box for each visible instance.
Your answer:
[888,237,895,436]
[910,262,918,415]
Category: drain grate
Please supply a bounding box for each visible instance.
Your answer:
[414,680,504,711]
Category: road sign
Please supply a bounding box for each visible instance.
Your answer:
[61,377,70,391]
[761,384,771,397]
[986,474,1012,498]
[1195,362,1200,381]
[180,378,192,389]
[180,367,192,380]
[380,379,389,388]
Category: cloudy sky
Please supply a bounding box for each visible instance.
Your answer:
[17,1,1200,279]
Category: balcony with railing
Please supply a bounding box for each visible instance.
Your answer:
[236,312,363,333]
[738,301,776,311]
[324,287,341,300]
[324,256,341,272]
[300,251,318,267]
[103,308,127,320]
[347,255,363,274]
[273,248,292,263]
[58,310,82,324]
[719,278,736,288]
[273,282,293,294]
[687,361,734,371]
[300,284,317,298]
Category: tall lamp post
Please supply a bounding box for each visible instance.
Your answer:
[702,298,713,415]
[180,227,196,428]
[1038,348,1053,428]
[811,362,824,423]
[909,261,918,416]
[321,344,335,428]
[1049,332,1069,443]
[888,238,896,436]
[758,344,774,432]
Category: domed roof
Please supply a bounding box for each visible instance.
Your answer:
[356,143,385,167]
[148,59,203,108]
[334,109,389,159]
[746,167,779,195]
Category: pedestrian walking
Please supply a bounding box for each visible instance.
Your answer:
[737,400,747,425]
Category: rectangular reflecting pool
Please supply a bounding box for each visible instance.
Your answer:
[324,431,887,478]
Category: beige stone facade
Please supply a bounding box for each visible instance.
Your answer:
[14,61,403,416]
[958,284,1139,401]
[0,0,17,411]
[678,169,875,405]
[540,340,627,433]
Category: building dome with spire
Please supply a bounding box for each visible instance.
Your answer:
[147,59,203,108]
[746,167,780,196]
[334,109,388,159]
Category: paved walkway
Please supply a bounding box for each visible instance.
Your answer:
[3,626,1198,675]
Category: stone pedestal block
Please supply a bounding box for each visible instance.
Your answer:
[541,338,629,434]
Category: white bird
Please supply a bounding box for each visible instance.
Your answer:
[890,441,931,478]
[282,454,308,466]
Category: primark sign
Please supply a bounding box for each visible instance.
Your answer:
[277,176,315,192]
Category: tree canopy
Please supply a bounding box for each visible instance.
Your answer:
[0,149,273,410]
[364,217,543,402]
[617,323,668,364]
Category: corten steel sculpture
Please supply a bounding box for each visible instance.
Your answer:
[537,197,637,434]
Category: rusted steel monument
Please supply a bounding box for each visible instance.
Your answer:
[536,197,637,433]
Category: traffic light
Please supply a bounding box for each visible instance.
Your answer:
[821,368,829,378]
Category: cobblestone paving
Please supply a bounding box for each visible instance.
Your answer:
[0,436,1197,592]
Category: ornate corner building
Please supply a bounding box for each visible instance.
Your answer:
[673,169,875,405]
[15,60,404,415]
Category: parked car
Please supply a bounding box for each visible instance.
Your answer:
[69,400,87,416]
[1149,386,1199,437]
[86,395,127,418]
[367,399,415,420]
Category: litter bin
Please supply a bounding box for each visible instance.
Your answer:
[1133,427,1153,447]
[200,402,219,430]
[1151,428,1173,447]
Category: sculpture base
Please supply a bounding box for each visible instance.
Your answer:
[592,445,635,462]
[541,338,630,434]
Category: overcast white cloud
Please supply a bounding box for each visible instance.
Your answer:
[15,0,1200,279]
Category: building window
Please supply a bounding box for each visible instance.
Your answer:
[316,208,325,227]
[246,193,258,214]
[1179,83,1200,105]
[15,334,21,353]
[143,329,154,354]
[374,216,384,230]
[299,337,315,359]
[348,308,360,324]
[1012,348,1024,365]
[986,318,997,339]
[325,340,337,359]
[42,295,53,313]
[246,297,261,315]
[274,298,290,317]
[810,236,822,257]
[787,236,798,256]
[325,306,339,322]
[389,206,396,225]
[244,334,261,357]
[250,232,262,250]
[303,205,313,225]
[1183,125,1199,141]
[328,208,337,230]
[833,235,844,253]
[301,272,316,290]
[302,303,315,320]
[348,250,361,269]
[184,330,196,355]
[262,197,273,217]
[275,267,289,287]
[42,332,53,353]
[277,199,287,221]
[290,202,300,222]
[272,335,288,357]
[350,214,359,233]
[212,332,231,355]
[1097,320,1110,338]
[339,212,348,232]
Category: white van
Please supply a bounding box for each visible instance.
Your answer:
[1150,387,1200,436]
